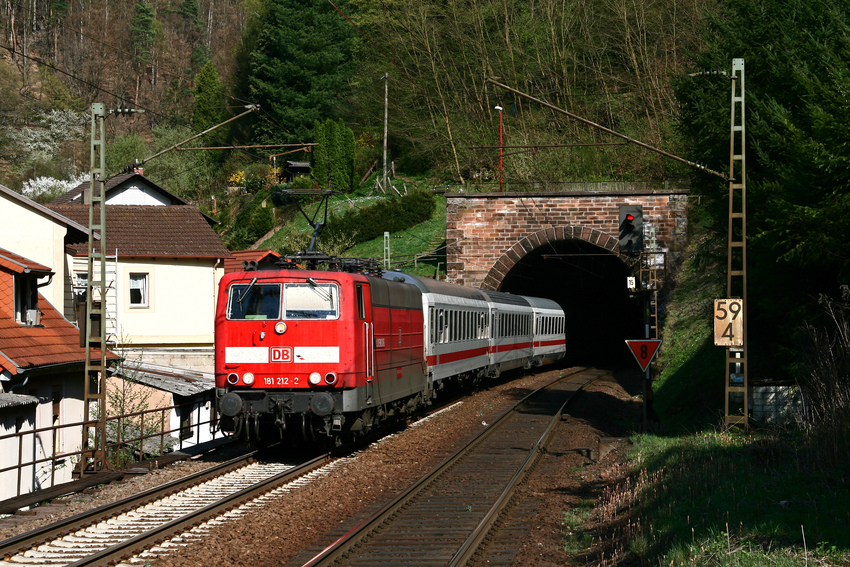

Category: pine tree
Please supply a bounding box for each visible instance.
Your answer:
[247,0,357,144]
[193,61,228,136]
[674,0,850,371]
[310,119,356,192]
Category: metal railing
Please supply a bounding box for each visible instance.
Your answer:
[0,402,223,500]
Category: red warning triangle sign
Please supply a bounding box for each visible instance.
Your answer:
[625,339,662,372]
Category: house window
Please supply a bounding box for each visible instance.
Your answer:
[129,273,149,307]
[14,274,38,324]
[74,272,88,297]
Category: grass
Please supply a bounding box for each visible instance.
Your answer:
[618,431,850,566]
[652,228,727,432]
[345,193,447,278]
[563,503,595,554]
[561,429,850,565]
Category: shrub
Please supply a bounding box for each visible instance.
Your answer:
[323,191,435,246]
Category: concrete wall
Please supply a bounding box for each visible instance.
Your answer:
[753,386,803,426]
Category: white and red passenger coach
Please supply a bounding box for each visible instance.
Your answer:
[214,267,566,444]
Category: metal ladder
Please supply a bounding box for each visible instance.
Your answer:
[642,227,664,340]
[724,59,749,429]
[81,103,110,474]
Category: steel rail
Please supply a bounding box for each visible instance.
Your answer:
[66,452,335,567]
[0,449,259,560]
[448,370,606,566]
[300,367,595,567]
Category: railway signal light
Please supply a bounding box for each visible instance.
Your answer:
[619,205,644,254]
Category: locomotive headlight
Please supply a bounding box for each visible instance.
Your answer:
[309,372,322,385]
[324,372,338,385]
[274,322,287,334]
[242,372,255,385]
[226,373,239,385]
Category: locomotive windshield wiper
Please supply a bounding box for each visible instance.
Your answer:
[307,278,334,304]
[236,278,258,303]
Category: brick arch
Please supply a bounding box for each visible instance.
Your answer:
[479,226,623,291]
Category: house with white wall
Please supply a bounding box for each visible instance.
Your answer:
[46,203,230,372]
[46,171,229,371]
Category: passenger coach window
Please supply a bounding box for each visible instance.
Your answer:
[284,282,339,319]
[228,283,281,320]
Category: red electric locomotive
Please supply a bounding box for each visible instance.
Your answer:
[215,268,427,443]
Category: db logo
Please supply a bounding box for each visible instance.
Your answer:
[271,347,292,363]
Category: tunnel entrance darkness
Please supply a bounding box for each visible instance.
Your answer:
[497,238,642,367]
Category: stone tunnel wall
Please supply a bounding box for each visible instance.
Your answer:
[445,188,691,289]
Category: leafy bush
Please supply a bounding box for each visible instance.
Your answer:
[322,191,436,246]
[223,188,276,249]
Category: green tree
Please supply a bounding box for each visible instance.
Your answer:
[674,0,850,374]
[143,125,221,204]
[193,61,228,140]
[311,118,356,192]
[106,134,149,175]
[130,0,161,103]
[247,0,358,144]
[177,0,209,67]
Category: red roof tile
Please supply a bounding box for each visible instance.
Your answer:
[49,173,218,225]
[224,249,282,273]
[46,205,230,259]
[0,248,53,274]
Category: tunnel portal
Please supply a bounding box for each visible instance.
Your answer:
[497,238,642,366]
[445,189,688,367]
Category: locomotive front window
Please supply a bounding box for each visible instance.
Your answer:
[227,282,281,320]
[284,282,339,319]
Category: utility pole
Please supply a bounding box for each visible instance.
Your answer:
[80,101,248,473]
[382,73,389,194]
[722,59,748,429]
[81,102,108,475]
[80,103,146,475]
[495,105,504,192]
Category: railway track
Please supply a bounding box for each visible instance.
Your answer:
[292,366,604,567]
[0,450,339,567]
